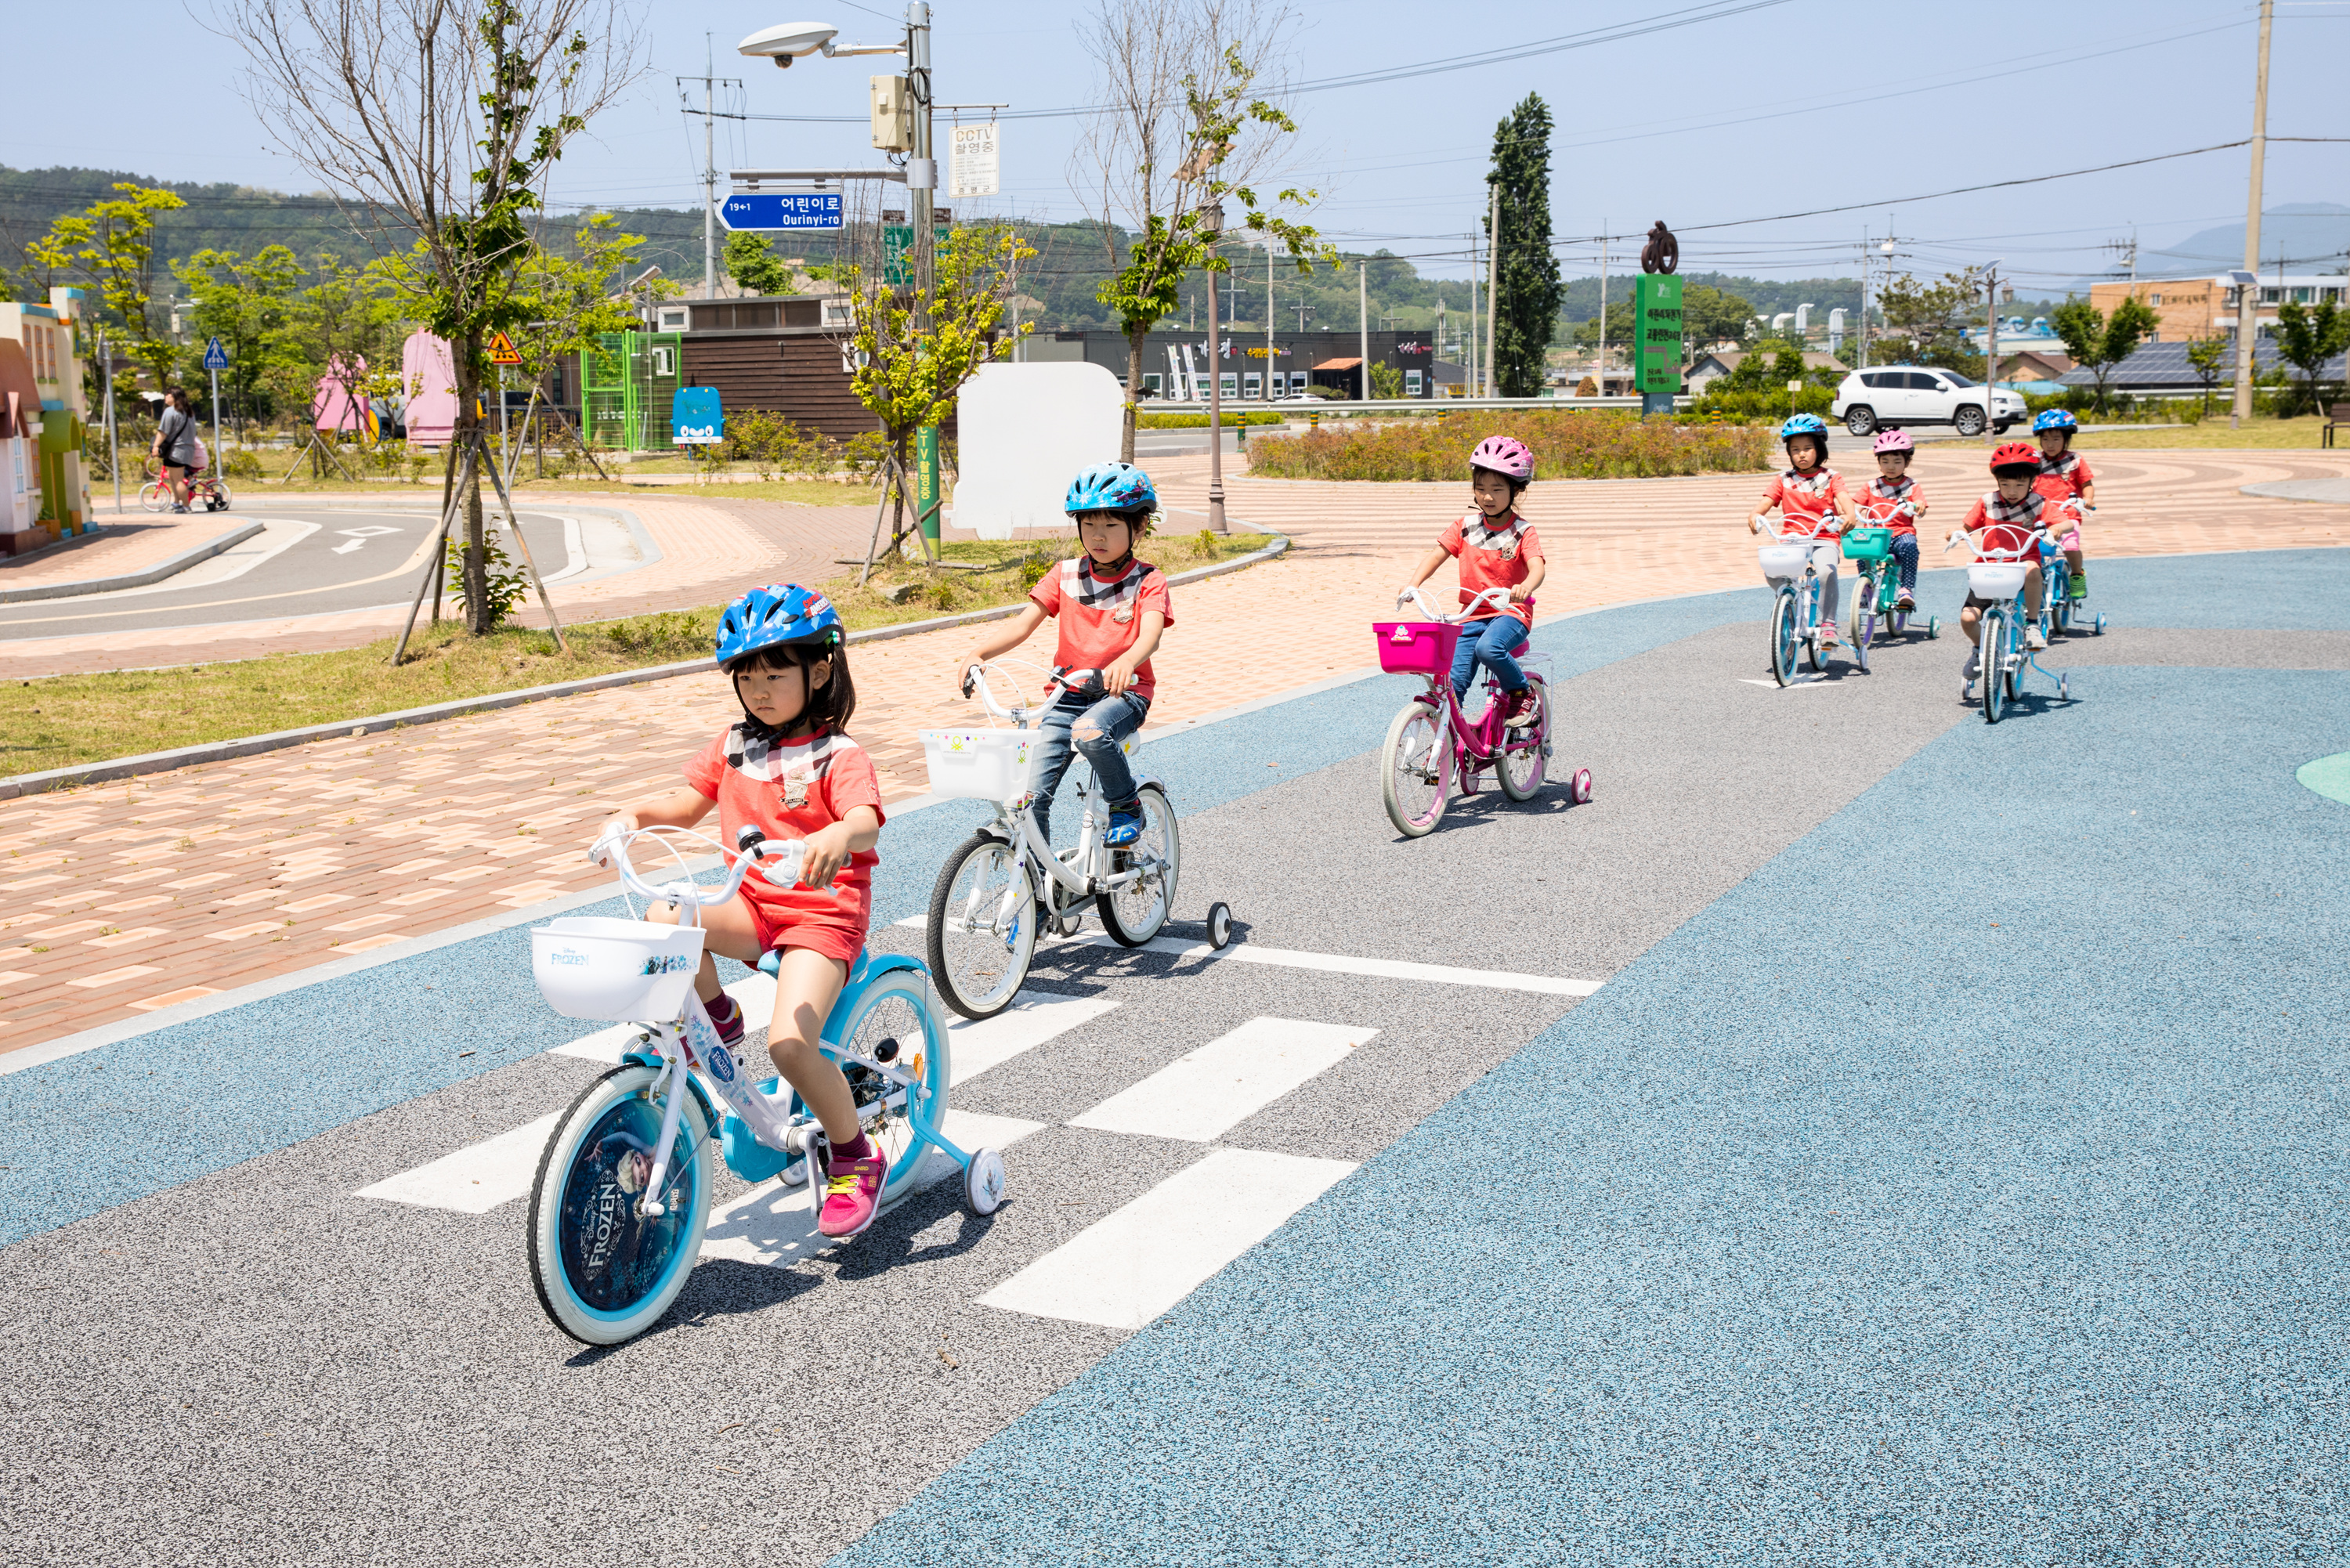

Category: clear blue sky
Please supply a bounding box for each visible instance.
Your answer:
[7,0,2345,288]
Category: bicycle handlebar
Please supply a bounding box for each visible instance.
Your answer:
[588,822,841,914]
[963,659,1105,724]
[1395,583,1514,623]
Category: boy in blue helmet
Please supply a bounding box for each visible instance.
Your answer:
[2031,408,2095,602]
[1748,413,1858,646]
[957,461,1173,847]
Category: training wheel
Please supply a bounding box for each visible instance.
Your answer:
[1206,901,1234,950]
[2059,676,2070,701]
[964,1148,1007,1216]
[1927,616,1942,640]
[1570,768,1595,805]
[2094,612,2108,637]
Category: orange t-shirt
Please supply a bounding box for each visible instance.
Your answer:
[1029,557,1174,700]
[1439,511,1542,627]
[682,725,884,948]
[1765,468,1846,539]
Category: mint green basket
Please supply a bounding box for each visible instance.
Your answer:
[1842,526,1892,562]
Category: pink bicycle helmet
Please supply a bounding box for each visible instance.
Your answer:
[1469,435,1535,482]
[1871,428,1914,454]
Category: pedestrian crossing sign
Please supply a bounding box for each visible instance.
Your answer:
[487,331,523,366]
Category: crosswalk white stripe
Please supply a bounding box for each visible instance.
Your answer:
[949,995,1122,1084]
[699,1109,1047,1267]
[1068,1017,1371,1143]
[893,915,1603,997]
[354,1113,559,1214]
[975,1147,1358,1331]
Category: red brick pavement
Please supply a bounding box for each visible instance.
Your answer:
[0,511,250,591]
[2,446,2345,1055]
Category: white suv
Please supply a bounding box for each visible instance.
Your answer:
[1833,366,2025,438]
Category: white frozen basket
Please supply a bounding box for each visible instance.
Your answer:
[1968,562,2029,600]
[920,728,1039,801]
[1756,542,1810,582]
[532,916,706,1021]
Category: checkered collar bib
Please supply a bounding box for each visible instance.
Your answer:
[1781,466,1838,498]
[724,726,842,808]
[1460,512,1526,559]
[1869,474,1915,501]
[1980,487,2046,526]
[2040,450,2083,479]
[1061,556,1155,616]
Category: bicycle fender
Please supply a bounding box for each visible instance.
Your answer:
[821,952,935,1046]
[1133,772,1169,797]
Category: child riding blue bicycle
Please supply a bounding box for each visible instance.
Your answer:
[1748,413,1859,649]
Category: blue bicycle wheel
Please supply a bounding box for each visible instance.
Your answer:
[1981,611,2008,724]
[528,1061,714,1345]
[1770,588,1799,687]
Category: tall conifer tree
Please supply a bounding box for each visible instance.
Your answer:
[1487,93,1563,397]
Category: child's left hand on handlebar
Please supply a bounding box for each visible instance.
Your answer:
[795,821,856,891]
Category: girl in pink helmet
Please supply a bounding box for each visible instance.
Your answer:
[1397,435,1545,728]
[1863,428,1929,612]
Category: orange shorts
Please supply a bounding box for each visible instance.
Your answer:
[741,883,870,967]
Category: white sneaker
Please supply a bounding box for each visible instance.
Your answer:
[1962,649,1980,683]
[2025,625,2047,651]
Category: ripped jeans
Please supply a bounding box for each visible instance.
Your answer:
[1029,689,1150,843]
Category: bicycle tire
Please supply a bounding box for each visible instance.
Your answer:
[1769,590,1799,688]
[138,479,171,514]
[210,479,235,513]
[1097,784,1179,946]
[927,833,1036,1021]
[1850,580,1873,674]
[1803,581,1827,674]
[1380,700,1449,836]
[1495,679,1546,801]
[828,970,951,1203]
[527,1060,714,1346]
[1981,612,2007,724]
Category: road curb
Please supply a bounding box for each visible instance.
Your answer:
[0,531,1290,800]
[0,521,266,605]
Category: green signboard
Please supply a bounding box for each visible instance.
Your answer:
[915,425,942,542]
[1633,273,1684,396]
[883,224,953,287]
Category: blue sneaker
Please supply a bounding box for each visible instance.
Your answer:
[1104,807,1143,847]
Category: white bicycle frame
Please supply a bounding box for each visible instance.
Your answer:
[584,826,945,1218]
[1396,582,1516,626]
[957,662,1168,922]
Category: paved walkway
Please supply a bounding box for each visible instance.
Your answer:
[0,513,242,591]
[0,493,874,678]
[1,447,2345,1054]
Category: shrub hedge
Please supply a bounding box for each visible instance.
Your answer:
[1245,410,1775,482]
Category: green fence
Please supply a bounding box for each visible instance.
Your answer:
[580,331,684,452]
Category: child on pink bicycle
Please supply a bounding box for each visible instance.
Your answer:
[1860,428,1929,612]
[1396,435,1546,729]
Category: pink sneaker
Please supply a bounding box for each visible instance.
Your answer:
[817,1143,889,1239]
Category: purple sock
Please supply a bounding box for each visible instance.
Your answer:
[830,1132,874,1165]
[705,992,743,1043]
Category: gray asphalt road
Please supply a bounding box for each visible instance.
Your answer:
[0,509,572,638]
[0,615,2016,1566]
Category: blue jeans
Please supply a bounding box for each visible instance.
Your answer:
[1029,690,1149,842]
[1448,616,1530,698]
[1889,532,1920,594]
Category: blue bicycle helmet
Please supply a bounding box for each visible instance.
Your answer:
[715,583,841,666]
[1065,461,1157,516]
[2033,408,2078,435]
[1779,413,1829,443]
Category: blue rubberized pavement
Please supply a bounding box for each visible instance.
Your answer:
[835,665,2350,1566]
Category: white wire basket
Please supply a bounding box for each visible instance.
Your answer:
[531,916,707,1021]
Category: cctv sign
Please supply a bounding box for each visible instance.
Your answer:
[949,123,999,199]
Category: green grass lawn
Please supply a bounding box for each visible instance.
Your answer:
[2073,414,2338,450]
[2,531,1273,780]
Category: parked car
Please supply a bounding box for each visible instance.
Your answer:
[1832,366,2026,437]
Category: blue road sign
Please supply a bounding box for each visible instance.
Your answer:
[203,337,230,371]
[720,192,844,232]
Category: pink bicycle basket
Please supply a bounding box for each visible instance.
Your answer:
[1373,620,1462,675]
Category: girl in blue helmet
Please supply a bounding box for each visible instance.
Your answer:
[2031,407,2095,602]
[1748,414,1858,647]
[596,583,895,1241]
[956,460,1173,848]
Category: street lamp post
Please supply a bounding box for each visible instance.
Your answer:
[1202,201,1227,534]
[906,2,935,330]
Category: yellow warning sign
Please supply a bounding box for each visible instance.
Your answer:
[486,330,523,366]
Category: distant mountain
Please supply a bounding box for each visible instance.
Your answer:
[2059,202,2350,291]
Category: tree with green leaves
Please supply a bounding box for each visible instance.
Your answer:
[172,245,307,434]
[2050,294,2160,413]
[723,231,799,298]
[841,220,1036,568]
[1077,3,1337,459]
[21,182,188,388]
[223,0,643,639]
[2185,334,2232,417]
[2273,298,2350,417]
[1877,268,1988,372]
[1486,92,1562,398]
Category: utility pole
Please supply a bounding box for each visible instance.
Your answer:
[1484,183,1501,397]
[1294,299,1313,333]
[1358,262,1369,403]
[1983,262,2002,447]
[679,42,743,299]
[908,2,936,331]
[2232,0,2273,427]
[1466,249,1477,396]
[1265,241,1275,401]
[1596,224,1608,399]
[1204,213,1227,530]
